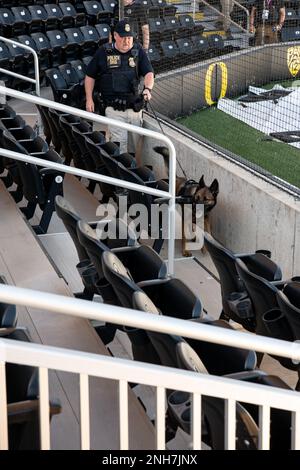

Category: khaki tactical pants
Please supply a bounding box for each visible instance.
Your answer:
[105,107,143,154]
[255,25,278,45]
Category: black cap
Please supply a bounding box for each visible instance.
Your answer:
[114,20,134,37]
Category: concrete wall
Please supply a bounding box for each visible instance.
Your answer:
[143,115,300,278]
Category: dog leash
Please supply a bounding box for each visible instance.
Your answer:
[147,100,188,179]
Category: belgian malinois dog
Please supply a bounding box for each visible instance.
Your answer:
[154,146,219,256]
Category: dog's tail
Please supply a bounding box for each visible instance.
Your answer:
[153,146,170,171]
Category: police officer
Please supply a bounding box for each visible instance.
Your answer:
[84,20,154,154]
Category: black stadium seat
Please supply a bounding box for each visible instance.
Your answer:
[28,5,48,31]
[59,2,83,28]
[70,59,87,81]
[64,27,84,60]
[0,8,17,37]
[95,23,110,45]
[208,34,225,53]
[83,1,104,25]
[0,42,12,86]
[46,29,67,66]
[30,32,51,71]
[281,26,300,42]
[80,25,100,55]
[44,4,64,30]
[11,7,32,35]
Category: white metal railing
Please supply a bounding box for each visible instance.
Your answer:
[0,284,300,450]
[195,0,250,34]
[0,85,177,275]
[0,37,40,97]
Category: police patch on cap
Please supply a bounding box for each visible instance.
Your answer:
[125,23,131,32]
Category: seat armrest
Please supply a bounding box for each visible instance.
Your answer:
[7,399,61,425]
[39,167,64,177]
[138,278,170,288]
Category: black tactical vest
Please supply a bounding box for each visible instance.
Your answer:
[99,43,140,102]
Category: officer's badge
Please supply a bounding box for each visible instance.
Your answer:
[125,23,131,32]
[129,57,135,67]
[287,46,300,77]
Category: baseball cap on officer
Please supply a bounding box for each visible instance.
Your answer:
[114,20,134,37]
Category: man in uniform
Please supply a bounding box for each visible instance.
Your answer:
[84,20,154,154]
[113,0,150,51]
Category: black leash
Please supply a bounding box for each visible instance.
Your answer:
[146,100,188,179]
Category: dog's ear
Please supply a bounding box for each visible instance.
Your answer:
[198,175,205,188]
[210,179,219,196]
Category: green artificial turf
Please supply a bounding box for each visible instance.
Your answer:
[177,106,300,189]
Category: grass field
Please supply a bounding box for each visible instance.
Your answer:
[177,103,300,189]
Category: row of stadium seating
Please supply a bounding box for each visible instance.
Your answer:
[0,25,110,88]
[0,1,179,38]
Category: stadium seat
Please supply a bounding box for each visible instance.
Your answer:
[276,281,300,389]
[5,41,29,90]
[11,7,33,35]
[59,2,86,28]
[46,30,67,67]
[4,328,61,450]
[64,27,85,61]
[208,34,225,55]
[147,44,162,71]
[235,255,283,336]
[83,1,104,25]
[281,26,300,42]
[46,67,80,105]
[48,108,76,164]
[175,37,195,62]
[30,32,51,71]
[1,129,64,233]
[28,5,48,32]
[16,35,37,78]
[70,59,87,81]
[176,14,195,39]
[80,25,100,56]
[0,42,12,86]
[44,4,64,31]
[192,34,210,60]
[100,0,117,20]
[163,16,179,40]
[160,40,180,70]
[0,8,18,37]
[94,23,110,45]
[148,18,165,44]
[204,233,279,332]
[160,0,177,16]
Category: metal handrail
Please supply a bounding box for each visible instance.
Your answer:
[198,0,250,34]
[0,36,40,97]
[1,284,300,362]
[0,85,177,274]
[1,336,300,450]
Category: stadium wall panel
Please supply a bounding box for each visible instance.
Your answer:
[154,43,300,117]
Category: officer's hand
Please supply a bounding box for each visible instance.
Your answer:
[86,99,95,113]
[142,89,152,102]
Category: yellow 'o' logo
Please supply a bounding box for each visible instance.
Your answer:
[205,62,228,106]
